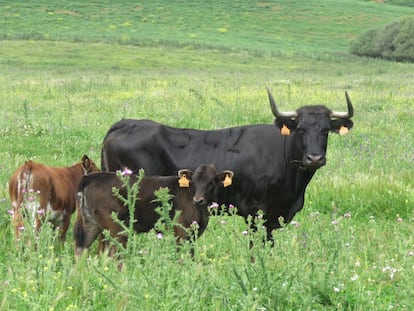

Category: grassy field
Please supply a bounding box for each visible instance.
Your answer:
[0,1,413,310]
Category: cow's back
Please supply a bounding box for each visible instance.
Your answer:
[101,119,282,175]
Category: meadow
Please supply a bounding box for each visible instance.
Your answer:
[0,0,413,310]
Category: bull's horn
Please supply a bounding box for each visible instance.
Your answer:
[266,87,297,119]
[330,91,354,119]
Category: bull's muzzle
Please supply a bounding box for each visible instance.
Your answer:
[304,154,326,168]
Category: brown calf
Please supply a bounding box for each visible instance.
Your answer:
[74,164,234,258]
[8,155,99,241]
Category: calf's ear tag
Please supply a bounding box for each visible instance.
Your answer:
[178,174,190,188]
[339,126,349,135]
[281,124,290,136]
[223,174,232,187]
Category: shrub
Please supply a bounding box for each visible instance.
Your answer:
[386,0,414,7]
[350,17,414,62]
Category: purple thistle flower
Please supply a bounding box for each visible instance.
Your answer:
[7,210,14,216]
[121,167,133,176]
[156,233,163,240]
[209,202,219,209]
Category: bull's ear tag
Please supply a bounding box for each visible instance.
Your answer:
[178,174,190,188]
[281,124,290,136]
[339,126,349,135]
[223,174,232,187]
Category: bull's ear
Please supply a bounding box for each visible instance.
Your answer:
[178,169,192,188]
[275,118,296,135]
[219,170,234,187]
[330,119,354,135]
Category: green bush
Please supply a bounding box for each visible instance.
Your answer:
[350,17,414,62]
[386,0,414,7]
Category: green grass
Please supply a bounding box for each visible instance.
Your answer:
[1,0,413,54]
[1,0,413,310]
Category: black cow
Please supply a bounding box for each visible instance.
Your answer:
[101,88,354,241]
[74,164,234,258]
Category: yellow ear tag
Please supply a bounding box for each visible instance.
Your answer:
[178,174,190,188]
[223,174,232,187]
[339,126,349,135]
[281,124,290,136]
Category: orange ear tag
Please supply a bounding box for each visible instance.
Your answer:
[339,126,349,135]
[223,174,232,187]
[178,174,190,188]
[281,124,290,136]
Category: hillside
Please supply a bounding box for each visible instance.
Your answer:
[1,0,413,55]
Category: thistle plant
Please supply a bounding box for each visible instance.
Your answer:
[101,167,143,258]
[102,168,184,262]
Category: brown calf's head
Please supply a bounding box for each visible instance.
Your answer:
[81,155,100,174]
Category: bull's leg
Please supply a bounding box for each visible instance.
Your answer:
[263,212,284,246]
[246,216,277,263]
[264,220,281,247]
[265,226,275,247]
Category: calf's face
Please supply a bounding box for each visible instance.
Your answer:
[178,165,234,207]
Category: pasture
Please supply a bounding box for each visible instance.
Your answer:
[0,1,413,310]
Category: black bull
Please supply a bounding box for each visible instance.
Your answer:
[101,88,354,240]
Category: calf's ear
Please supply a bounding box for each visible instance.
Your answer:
[275,118,296,135]
[178,169,193,188]
[81,155,91,173]
[329,119,354,135]
[219,170,234,187]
